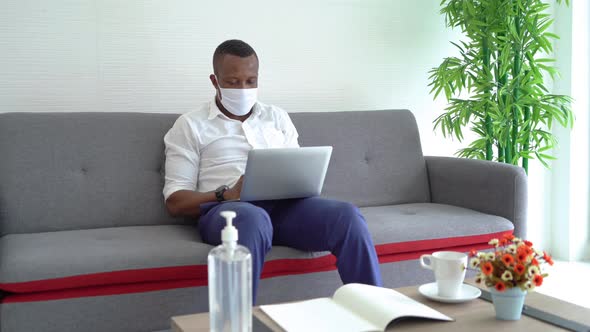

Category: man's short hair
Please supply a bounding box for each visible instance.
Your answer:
[213,39,258,75]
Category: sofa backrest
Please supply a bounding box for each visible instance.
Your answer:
[291,110,430,207]
[0,110,430,235]
[0,112,184,235]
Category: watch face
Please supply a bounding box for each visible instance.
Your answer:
[216,185,228,201]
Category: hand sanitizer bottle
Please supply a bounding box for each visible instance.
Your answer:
[208,211,252,332]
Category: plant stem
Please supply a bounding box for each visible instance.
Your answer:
[522,106,530,174]
[505,131,513,164]
[483,35,493,161]
[485,114,493,161]
[511,1,523,166]
[497,29,509,165]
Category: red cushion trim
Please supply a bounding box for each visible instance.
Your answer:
[374,230,510,256]
[1,279,206,304]
[1,241,495,304]
[377,242,492,264]
[0,265,207,293]
[1,237,501,304]
[0,230,510,296]
[261,255,337,278]
[0,255,337,294]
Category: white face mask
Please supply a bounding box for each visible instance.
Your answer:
[215,76,258,116]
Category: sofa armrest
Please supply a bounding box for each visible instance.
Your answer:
[425,156,528,238]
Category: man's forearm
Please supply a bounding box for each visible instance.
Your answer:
[165,190,217,218]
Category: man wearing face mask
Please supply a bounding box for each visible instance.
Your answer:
[163,39,382,303]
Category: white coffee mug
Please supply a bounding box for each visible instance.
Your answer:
[420,251,467,298]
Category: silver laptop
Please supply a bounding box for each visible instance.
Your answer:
[240,146,333,201]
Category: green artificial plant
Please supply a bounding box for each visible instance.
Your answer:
[429,0,573,173]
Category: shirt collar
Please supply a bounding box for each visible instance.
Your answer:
[208,97,261,121]
[207,98,222,120]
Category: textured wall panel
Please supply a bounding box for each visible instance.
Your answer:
[0,1,453,113]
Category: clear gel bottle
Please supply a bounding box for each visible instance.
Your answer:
[208,211,252,332]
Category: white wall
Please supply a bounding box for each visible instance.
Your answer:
[0,0,462,156]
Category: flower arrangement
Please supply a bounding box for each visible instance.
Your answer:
[469,234,553,292]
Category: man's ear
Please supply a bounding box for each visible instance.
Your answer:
[209,74,218,89]
[211,74,222,100]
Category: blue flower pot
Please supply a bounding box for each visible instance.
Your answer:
[489,287,527,320]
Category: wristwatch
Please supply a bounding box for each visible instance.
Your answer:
[215,185,229,202]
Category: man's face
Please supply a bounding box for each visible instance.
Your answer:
[212,54,259,91]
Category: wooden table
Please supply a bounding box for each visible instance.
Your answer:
[171,282,590,331]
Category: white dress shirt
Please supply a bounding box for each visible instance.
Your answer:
[163,98,300,200]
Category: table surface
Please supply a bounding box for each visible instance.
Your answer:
[171,281,590,332]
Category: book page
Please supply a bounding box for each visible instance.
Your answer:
[260,297,379,332]
[333,284,453,330]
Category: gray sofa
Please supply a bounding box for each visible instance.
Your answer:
[0,110,527,332]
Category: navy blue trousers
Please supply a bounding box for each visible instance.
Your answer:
[198,197,383,303]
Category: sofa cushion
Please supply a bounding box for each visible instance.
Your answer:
[0,203,511,296]
[291,110,431,207]
[0,225,331,293]
[0,112,187,235]
[361,203,513,257]
[0,110,427,235]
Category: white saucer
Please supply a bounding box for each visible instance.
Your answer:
[418,282,482,303]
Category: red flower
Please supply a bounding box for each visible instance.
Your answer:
[543,252,554,266]
[533,274,544,287]
[517,252,528,262]
[518,245,533,256]
[524,240,533,247]
[500,239,508,246]
[501,254,515,266]
[482,262,494,275]
[531,258,539,266]
[495,281,506,292]
[503,234,515,241]
[469,249,478,258]
[514,263,525,275]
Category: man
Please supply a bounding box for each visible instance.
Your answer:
[163,39,382,303]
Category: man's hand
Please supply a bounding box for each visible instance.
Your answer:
[224,176,244,201]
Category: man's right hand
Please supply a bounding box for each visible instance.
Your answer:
[165,176,244,217]
[224,175,244,201]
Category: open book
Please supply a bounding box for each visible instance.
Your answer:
[260,283,453,332]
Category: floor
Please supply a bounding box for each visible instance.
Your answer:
[535,260,590,309]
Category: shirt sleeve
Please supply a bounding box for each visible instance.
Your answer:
[277,107,300,148]
[162,116,200,201]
